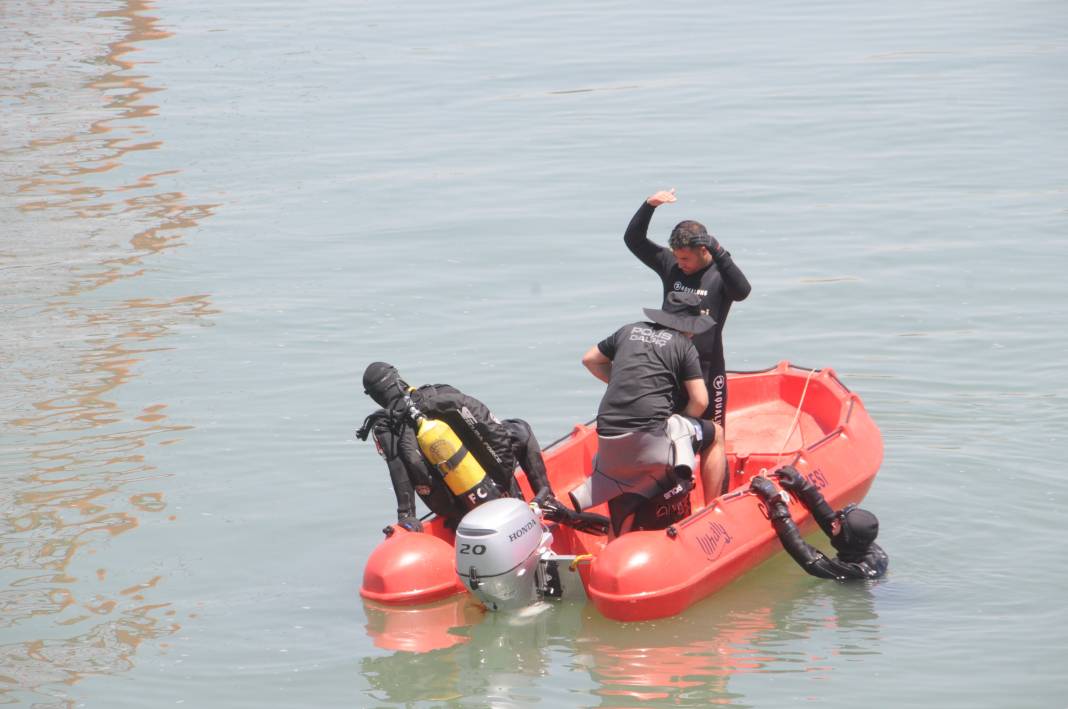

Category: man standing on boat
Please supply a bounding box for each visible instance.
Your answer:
[356,362,554,531]
[624,189,751,429]
[750,466,888,580]
[573,292,728,536]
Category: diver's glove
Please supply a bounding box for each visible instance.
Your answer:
[568,511,610,536]
[541,496,609,536]
[706,234,726,261]
[772,465,832,520]
[750,477,792,521]
[773,465,809,492]
[749,476,779,500]
[396,516,423,533]
[541,495,574,524]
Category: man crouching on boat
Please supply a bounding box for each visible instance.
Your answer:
[355,362,554,531]
[750,466,888,580]
[572,292,728,536]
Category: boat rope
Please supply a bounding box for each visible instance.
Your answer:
[763,366,819,476]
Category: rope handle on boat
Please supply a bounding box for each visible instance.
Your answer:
[569,554,594,571]
[744,367,819,499]
[769,366,819,471]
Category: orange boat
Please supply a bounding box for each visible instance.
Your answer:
[360,361,883,622]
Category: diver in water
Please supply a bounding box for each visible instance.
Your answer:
[749,465,888,580]
[356,362,553,531]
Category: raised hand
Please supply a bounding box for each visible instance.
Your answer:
[646,188,677,207]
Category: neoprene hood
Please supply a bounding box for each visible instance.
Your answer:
[363,361,407,409]
[831,506,879,559]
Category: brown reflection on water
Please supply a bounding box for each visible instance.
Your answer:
[2,0,216,703]
[0,599,180,704]
[14,295,216,432]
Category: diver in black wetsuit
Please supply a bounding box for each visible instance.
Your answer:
[356,362,553,531]
[750,465,888,580]
[624,189,751,428]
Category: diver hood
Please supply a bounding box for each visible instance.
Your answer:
[831,507,879,560]
[362,362,408,409]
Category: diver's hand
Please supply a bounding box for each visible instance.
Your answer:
[571,513,610,536]
[541,495,572,524]
[773,465,808,491]
[542,496,609,535]
[706,233,725,261]
[749,476,779,500]
[396,516,423,533]
[646,188,677,207]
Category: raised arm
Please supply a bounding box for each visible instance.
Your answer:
[775,466,837,537]
[713,246,752,302]
[750,477,842,579]
[624,190,676,270]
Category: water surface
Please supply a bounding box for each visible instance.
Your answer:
[2,0,1066,706]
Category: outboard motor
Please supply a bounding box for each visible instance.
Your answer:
[455,497,594,611]
[455,498,552,611]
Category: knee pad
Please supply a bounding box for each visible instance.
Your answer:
[665,415,697,481]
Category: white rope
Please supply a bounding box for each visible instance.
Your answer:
[759,366,819,477]
[775,366,818,464]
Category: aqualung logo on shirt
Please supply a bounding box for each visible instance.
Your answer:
[673,282,708,297]
[629,326,673,347]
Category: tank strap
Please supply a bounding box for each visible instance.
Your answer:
[440,445,469,472]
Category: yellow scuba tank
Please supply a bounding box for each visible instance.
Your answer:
[404,396,502,511]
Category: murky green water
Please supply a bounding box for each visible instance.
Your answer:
[3,0,1066,706]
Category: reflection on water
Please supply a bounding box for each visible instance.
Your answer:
[0,602,179,701]
[1,0,215,703]
[360,571,883,707]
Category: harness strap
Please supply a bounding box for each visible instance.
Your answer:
[440,445,469,472]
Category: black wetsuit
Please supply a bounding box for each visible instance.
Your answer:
[362,384,551,526]
[766,483,889,581]
[624,201,751,426]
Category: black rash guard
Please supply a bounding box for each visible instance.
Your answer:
[366,384,552,525]
[766,484,889,581]
[624,201,751,425]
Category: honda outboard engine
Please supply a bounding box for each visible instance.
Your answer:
[455,498,554,611]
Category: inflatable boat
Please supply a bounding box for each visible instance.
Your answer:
[360,362,883,622]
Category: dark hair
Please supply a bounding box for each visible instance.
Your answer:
[668,220,712,251]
